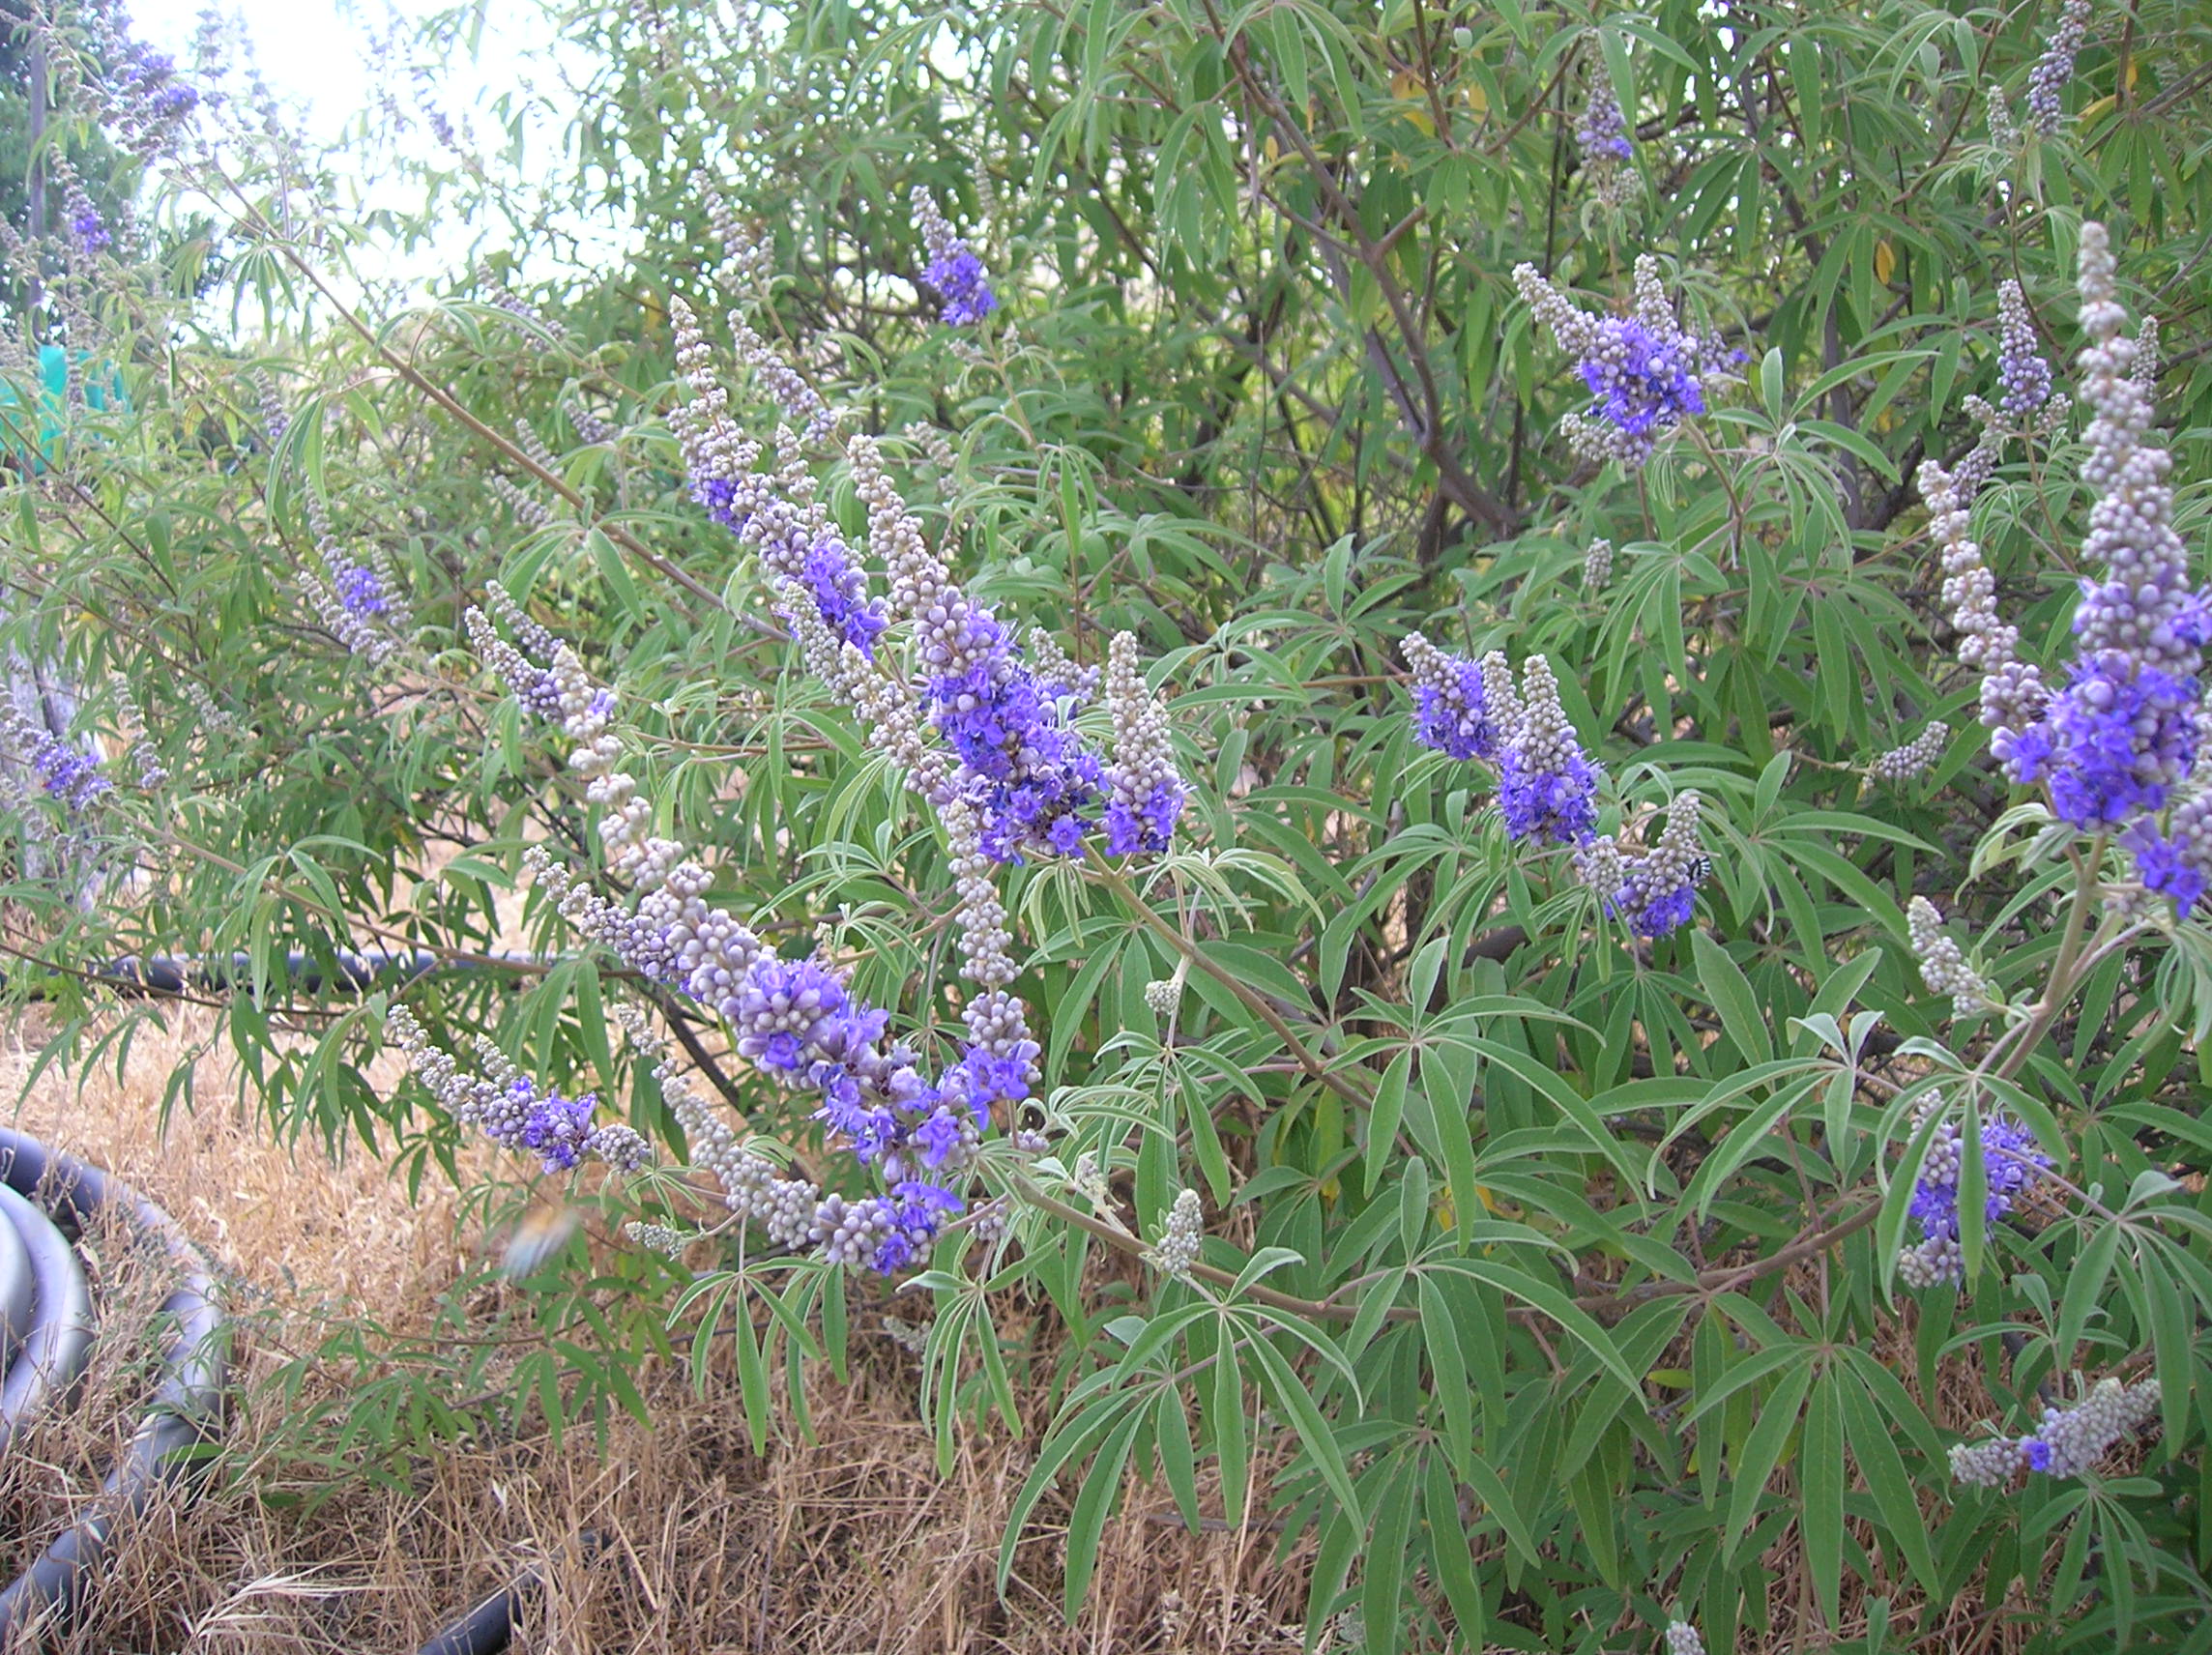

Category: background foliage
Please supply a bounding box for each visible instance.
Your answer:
[7,0,2212,1648]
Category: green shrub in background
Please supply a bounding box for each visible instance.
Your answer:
[6,0,2212,1647]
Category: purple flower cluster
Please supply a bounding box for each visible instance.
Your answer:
[1579,316,1706,442]
[925,611,1109,859]
[1515,257,1727,469]
[925,248,995,328]
[332,559,388,617]
[1986,227,2212,908]
[796,534,888,657]
[2001,655,2198,829]
[386,1006,650,1179]
[698,944,1021,1266]
[2130,788,2212,914]
[1574,82,1633,161]
[30,734,111,812]
[914,187,996,327]
[501,1079,601,1173]
[129,50,199,119]
[1405,636,1503,762]
[1403,635,1606,848]
[1578,793,1708,939]
[65,185,109,255]
[4,698,113,816]
[1897,1108,2052,1288]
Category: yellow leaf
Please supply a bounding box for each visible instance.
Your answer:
[2079,93,2117,124]
[1463,79,1488,118]
[1392,69,1436,134]
[1873,238,1896,286]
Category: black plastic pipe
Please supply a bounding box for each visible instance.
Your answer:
[0,1131,558,1651]
[0,948,562,1002]
[0,1129,227,1641]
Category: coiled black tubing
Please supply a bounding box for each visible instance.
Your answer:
[0,1129,552,1652]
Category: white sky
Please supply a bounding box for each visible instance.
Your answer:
[126,0,603,296]
[135,0,458,146]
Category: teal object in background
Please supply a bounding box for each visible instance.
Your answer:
[0,345,127,472]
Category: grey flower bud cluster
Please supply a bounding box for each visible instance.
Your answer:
[1869,723,1949,781]
[2070,223,2198,682]
[1583,537,1615,590]
[254,371,288,446]
[480,582,558,661]
[1145,1188,1205,1281]
[1144,977,1181,1016]
[1918,454,2046,735]
[2024,1374,2161,1477]
[1478,649,1526,747]
[668,295,761,503]
[126,717,165,789]
[185,682,238,734]
[1664,1622,1706,1655]
[1897,1232,1965,1290]
[1995,280,2052,418]
[2026,0,2092,136]
[700,177,772,292]
[732,318,835,447]
[1512,264,1599,360]
[2133,314,2160,394]
[624,1220,688,1257]
[944,798,1018,990]
[388,1004,470,1119]
[1103,631,1185,841]
[1513,657,1579,774]
[811,1193,898,1267]
[1027,628,1098,704]
[1907,895,1993,1016]
[1948,1436,2027,1488]
[565,397,619,447]
[475,266,555,336]
[511,418,560,476]
[486,473,554,529]
[903,421,957,475]
[1573,835,1627,901]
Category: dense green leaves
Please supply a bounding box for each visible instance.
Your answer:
[7,0,2212,1647]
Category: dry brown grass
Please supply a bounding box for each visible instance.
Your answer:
[0,1006,1312,1654]
[0,1001,2110,1654]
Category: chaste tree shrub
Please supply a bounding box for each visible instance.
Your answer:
[5,0,2212,1646]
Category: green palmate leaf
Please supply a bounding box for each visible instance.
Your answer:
[1062,1410,1146,1617]
[1836,1363,1939,1593]
[1802,1372,1845,1627]
[1723,1355,1815,1562]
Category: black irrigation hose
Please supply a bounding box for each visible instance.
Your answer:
[0,1130,553,1652]
[0,1128,224,1643]
[0,949,562,1002]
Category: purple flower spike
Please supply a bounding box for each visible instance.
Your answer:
[1403,633,1504,763]
[914,188,997,327]
[1498,656,1602,845]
